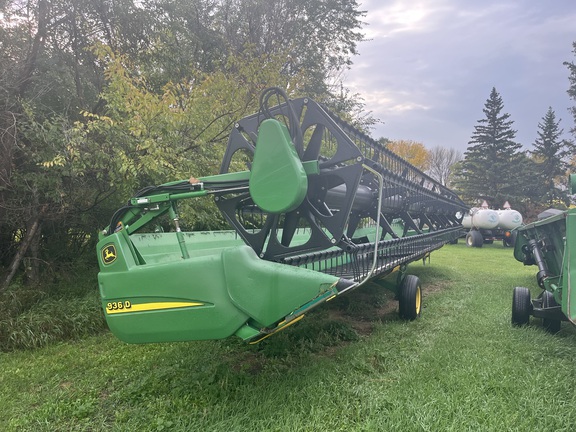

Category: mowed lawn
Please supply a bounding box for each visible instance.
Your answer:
[1,242,576,431]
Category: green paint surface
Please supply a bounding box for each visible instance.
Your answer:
[96,231,339,343]
[249,119,307,213]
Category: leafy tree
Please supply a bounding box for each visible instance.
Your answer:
[0,0,367,288]
[57,47,306,194]
[0,0,155,286]
[211,0,365,97]
[35,46,317,246]
[132,0,366,103]
[1,0,54,282]
[385,139,430,171]
[530,107,575,205]
[427,146,462,187]
[453,87,524,207]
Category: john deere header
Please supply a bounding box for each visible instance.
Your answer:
[97,87,468,344]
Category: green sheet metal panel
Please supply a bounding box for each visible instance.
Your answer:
[97,232,249,342]
[563,209,576,324]
[249,119,308,213]
[223,246,339,327]
[97,232,340,342]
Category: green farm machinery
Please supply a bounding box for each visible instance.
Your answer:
[96,88,468,344]
[512,190,576,333]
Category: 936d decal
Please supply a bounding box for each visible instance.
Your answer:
[105,301,205,314]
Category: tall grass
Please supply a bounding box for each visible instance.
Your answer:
[0,268,106,351]
[1,243,576,431]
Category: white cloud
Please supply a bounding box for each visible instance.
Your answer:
[356,89,430,114]
[362,0,451,38]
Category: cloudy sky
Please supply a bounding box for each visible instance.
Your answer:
[345,0,576,153]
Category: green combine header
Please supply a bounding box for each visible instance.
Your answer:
[512,180,576,332]
[97,88,468,344]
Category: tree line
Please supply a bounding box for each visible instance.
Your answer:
[452,83,575,220]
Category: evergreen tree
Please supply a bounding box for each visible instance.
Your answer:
[530,107,574,205]
[453,87,523,207]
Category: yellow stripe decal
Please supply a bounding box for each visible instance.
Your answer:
[106,301,204,314]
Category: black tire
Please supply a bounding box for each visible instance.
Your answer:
[511,286,531,326]
[542,291,561,334]
[466,230,483,248]
[449,237,458,245]
[503,231,517,248]
[399,275,422,320]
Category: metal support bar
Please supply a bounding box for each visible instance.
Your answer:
[338,164,384,295]
[169,203,189,259]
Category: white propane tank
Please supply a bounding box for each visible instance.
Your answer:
[497,209,523,230]
[462,214,472,229]
[470,208,499,229]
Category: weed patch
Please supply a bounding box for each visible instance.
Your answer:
[0,268,106,351]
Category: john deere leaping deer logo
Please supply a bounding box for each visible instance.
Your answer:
[102,244,117,265]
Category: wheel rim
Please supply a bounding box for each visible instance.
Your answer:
[415,286,421,315]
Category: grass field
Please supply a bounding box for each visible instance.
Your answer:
[1,242,576,431]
